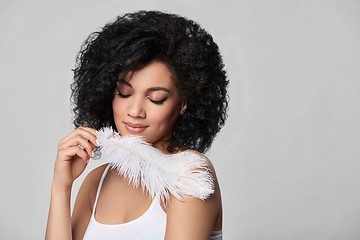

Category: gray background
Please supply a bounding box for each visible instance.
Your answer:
[1,0,359,239]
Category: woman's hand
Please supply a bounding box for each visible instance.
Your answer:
[52,126,100,190]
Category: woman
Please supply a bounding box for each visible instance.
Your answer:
[46,10,228,240]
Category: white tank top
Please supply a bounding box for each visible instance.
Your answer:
[83,163,223,239]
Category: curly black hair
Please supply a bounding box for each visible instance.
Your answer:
[71,10,229,153]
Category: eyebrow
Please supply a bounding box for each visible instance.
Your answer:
[118,79,170,93]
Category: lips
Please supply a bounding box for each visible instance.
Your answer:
[124,122,148,133]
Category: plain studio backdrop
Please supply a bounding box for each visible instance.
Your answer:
[1,0,359,239]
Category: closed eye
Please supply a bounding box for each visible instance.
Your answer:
[117,89,167,104]
[117,90,131,98]
[149,97,168,105]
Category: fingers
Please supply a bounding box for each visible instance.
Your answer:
[76,137,95,158]
[60,126,99,147]
[68,146,90,164]
[58,126,101,161]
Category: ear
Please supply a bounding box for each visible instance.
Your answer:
[180,101,187,115]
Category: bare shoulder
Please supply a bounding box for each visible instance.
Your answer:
[86,163,109,185]
[185,149,218,180]
[85,163,110,205]
[73,163,108,208]
[71,163,109,240]
[164,150,222,239]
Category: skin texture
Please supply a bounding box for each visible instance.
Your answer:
[112,61,186,152]
[46,61,222,240]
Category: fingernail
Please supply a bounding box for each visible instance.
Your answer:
[95,130,101,136]
[92,151,95,158]
[96,139,100,146]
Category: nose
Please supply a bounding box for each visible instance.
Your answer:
[127,96,146,119]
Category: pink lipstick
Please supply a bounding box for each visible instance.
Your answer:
[124,122,148,133]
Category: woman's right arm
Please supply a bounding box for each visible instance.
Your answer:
[45,126,99,240]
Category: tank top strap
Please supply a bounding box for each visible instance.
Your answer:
[92,163,112,215]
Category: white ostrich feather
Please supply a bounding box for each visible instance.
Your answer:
[96,126,215,204]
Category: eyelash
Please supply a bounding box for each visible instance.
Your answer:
[149,97,167,105]
[117,90,167,105]
[117,91,131,98]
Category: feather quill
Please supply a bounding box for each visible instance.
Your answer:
[96,126,215,204]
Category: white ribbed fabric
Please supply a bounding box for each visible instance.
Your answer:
[83,163,166,240]
[210,229,223,240]
[82,163,223,240]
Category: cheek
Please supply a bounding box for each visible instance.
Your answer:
[150,103,180,127]
[112,98,124,119]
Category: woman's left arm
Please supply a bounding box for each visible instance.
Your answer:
[165,193,219,240]
[164,157,221,240]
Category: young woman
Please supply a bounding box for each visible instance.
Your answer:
[46,10,228,240]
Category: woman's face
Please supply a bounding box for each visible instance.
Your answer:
[112,61,185,151]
